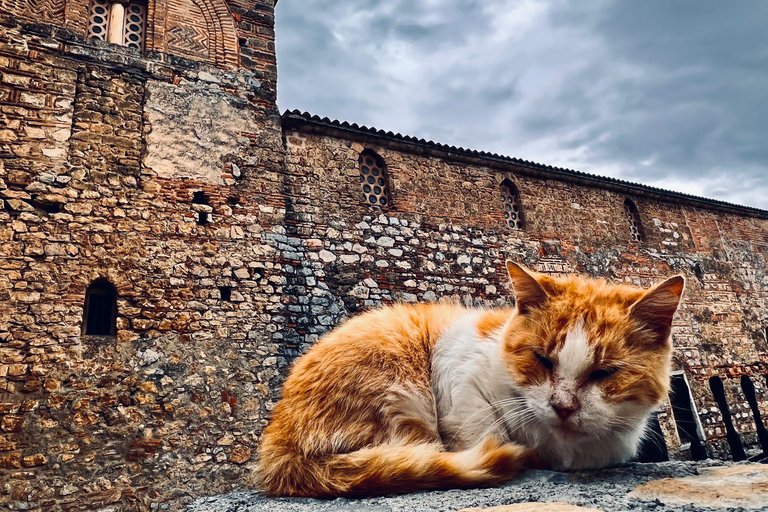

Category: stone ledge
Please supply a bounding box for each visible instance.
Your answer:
[185,461,768,512]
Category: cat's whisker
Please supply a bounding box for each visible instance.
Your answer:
[452,399,530,439]
[481,407,536,439]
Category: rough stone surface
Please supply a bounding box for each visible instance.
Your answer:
[459,504,604,512]
[629,464,768,509]
[184,462,768,512]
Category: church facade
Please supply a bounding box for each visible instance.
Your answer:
[0,1,766,509]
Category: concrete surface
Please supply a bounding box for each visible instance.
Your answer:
[185,461,768,512]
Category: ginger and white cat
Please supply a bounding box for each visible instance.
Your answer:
[257,262,684,498]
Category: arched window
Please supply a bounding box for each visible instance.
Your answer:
[623,198,644,242]
[500,179,524,230]
[358,150,391,207]
[708,376,746,461]
[83,279,118,336]
[88,0,147,50]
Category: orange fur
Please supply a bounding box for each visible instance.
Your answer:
[256,264,684,497]
[256,304,535,497]
[502,269,681,406]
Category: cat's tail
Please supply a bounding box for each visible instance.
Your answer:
[256,436,536,498]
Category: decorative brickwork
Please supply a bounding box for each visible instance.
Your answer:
[0,0,66,24]
[0,2,767,511]
[165,0,239,67]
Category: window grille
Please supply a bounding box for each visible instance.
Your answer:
[623,199,643,242]
[124,2,147,50]
[87,0,110,41]
[500,179,523,230]
[358,150,390,207]
[83,279,117,336]
[87,0,146,50]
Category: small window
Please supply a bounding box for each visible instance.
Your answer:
[500,179,524,230]
[358,150,391,207]
[87,0,110,40]
[87,0,147,50]
[123,2,147,49]
[624,199,644,242]
[219,286,232,301]
[192,191,211,225]
[83,279,117,336]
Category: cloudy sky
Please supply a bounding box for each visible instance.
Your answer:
[275,0,768,210]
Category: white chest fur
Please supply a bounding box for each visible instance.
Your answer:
[431,310,517,450]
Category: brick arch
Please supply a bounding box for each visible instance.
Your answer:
[159,0,239,68]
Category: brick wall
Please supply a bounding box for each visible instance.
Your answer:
[0,12,288,511]
[282,120,768,462]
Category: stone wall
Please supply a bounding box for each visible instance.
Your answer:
[0,9,288,511]
[282,116,768,462]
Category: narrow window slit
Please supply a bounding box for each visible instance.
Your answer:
[192,191,211,225]
[709,376,746,461]
[740,375,768,455]
[83,279,117,336]
[219,286,232,301]
[669,374,707,460]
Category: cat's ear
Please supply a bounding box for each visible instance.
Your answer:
[506,261,549,314]
[629,275,685,340]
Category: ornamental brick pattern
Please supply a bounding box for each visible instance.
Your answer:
[0,1,767,511]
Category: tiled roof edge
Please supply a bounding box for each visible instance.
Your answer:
[281,109,768,220]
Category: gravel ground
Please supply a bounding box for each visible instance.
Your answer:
[184,460,767,512]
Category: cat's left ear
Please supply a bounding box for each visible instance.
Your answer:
[629,276,685,340]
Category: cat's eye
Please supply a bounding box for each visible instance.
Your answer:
[535,353,554,370]
[589,368,617,381]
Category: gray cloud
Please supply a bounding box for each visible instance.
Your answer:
[275,0,768,209]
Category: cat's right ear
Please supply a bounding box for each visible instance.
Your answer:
[506,261,548,314]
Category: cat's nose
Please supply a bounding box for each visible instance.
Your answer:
[551,403,578,421]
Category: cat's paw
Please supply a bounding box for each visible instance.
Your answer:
[475,435,534,478]
[519,448,549,470]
